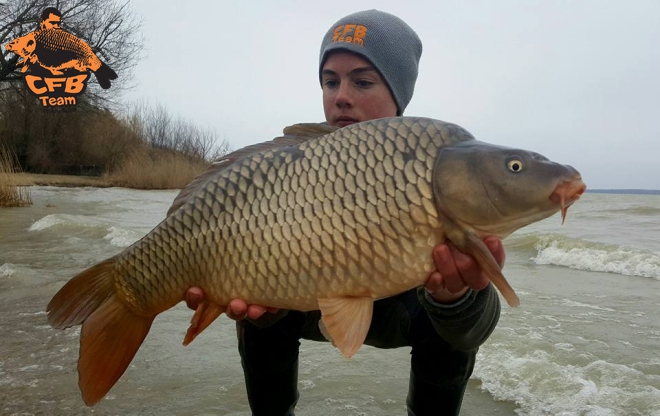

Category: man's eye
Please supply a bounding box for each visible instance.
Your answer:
[356,80,373,87]
[323,79,339,88]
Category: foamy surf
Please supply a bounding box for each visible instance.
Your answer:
[475,349,660,416]
[0,263,42,287]
[0,263,17,277]
[532,235,660,279]
[28,214,144,248]
[29,213,109,232]
[104,226,145,247]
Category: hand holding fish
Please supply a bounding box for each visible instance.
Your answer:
[183,236,506,320]
[425,236,505,303]
[185,288,278,321]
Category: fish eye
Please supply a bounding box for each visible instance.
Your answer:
[507,157,524,173]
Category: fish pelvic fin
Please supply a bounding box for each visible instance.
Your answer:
[462,233,521,307]
[318,296,373,358]
[47,258,154,405]
[183,301,224,346]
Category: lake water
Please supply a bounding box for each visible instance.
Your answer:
[1,186,659,415]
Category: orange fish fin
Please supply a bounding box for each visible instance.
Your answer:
[317,296,373,358]
[78,295,154,405]
[463,233,520,307]
[183,301,224,346]
[282,123,339,138]
[47,258,116,329]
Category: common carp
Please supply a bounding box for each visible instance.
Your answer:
[47,117,585,405]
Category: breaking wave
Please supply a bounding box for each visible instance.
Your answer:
[29,213,106,232]
[28,214,142,248]
[474,346,660,416]
[528,234,660,280]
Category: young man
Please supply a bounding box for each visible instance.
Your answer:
[186,10,503,415]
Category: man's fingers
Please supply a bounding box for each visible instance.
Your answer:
[185,287,205,310]
[432,245,458,277]
[484,236,506,267]
[432,244,468,293]
[226,299,248,321]
[245,305,267,321]
[424,271,445,294]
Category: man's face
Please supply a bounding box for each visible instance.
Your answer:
[41,13,61,29]
[321,51,398,127]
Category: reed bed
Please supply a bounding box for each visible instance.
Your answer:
[104,149,209,190]
[0,146,32,207]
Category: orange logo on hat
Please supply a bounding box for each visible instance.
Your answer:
[332,24,368,46]
[4,7,117,110]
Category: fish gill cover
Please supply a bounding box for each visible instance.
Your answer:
[4,7,118,110]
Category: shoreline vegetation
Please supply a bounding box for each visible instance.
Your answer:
[1,99,228,206]
[0,147,32,207]
[5,152,210,190]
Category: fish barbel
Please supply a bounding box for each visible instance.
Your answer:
[47,117,586,405]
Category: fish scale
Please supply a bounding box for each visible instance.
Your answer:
[47,116,586,405]
[120,119,442,314]
[34,28,100,68]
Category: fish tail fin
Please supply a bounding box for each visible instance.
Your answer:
[47,258,116,329]
[79,295,154,405]
[93,62,118,89]
[47,258,154,405]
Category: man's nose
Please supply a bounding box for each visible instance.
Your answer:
[335,83,353,108]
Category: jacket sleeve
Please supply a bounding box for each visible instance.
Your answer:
[416,283,501,351]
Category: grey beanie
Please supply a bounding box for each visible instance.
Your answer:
[319,10,423,115]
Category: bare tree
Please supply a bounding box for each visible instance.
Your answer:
[0,0,144,102]
[121,101,232,163]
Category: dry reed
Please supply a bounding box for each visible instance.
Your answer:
[0,146,32,207]
[104,149,209,190]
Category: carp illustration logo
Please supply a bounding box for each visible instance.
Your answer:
[4,7,117,109]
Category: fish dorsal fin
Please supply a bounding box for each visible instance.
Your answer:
[317,296,373,358]
[282,122,339,139]
[166,123,338,216]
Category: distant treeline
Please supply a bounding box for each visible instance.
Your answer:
[0,84,229,176]
[588,189,660,195]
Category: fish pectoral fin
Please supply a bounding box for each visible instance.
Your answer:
[317,296,373,359]
[463,232,520,307]
[183,301,224,346]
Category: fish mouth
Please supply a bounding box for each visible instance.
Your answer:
[549,176,587,223]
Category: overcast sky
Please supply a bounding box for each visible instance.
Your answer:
[123,1,660,190]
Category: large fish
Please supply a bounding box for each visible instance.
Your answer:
[47,117,585,405]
